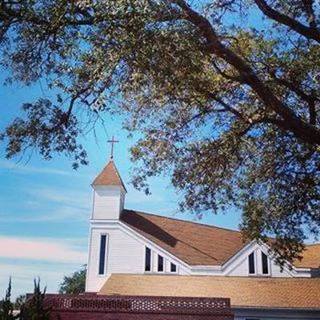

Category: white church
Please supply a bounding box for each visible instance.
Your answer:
[85,158,320,319]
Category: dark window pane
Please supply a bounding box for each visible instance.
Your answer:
[262,252,269,274]
[158,255,164,272]
[170,263,177,272]
[248,252,255,274]
[145,247,151,272]
[99,235,107,275]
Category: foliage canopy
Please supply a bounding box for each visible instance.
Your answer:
[19,279,50,320]
[0,279,17,320]
[0,279,49,320]
[1,0,320,263]
[59,266,86,295]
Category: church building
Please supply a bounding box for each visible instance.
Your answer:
[85,159,320,319]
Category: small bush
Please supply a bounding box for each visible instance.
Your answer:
[59,265,86,295]
[0,278,51,320]
[0,278,18,320]
[19,279,51,320]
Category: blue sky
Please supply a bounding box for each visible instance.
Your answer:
[0,74,242,299]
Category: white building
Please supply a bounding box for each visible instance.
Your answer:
[86,159,320,319]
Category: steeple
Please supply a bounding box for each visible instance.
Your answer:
[91,160,126,220]
[92,160,127,192]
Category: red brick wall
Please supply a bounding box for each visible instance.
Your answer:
[50,311,233,320]
[45,294,234,320]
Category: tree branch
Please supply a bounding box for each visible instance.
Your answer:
[302,0,318,30]
[173,0,320,145]
[208,94,248,122]
[264,67,319,125]
[254,0,320,43]
[179,107,227,130]
[238,117,287,137]
[0,2,98,27]
[212,59,244,82]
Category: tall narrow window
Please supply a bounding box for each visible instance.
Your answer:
[158,255,164,272]
[261,252,269,274]
[170,263,177,272]
[145,247,151,272]
[99,235,107,275]
[248,252,255,274]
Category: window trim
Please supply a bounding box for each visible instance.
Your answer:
[248,251,256,275]
[261,251,270,275]
[144,246,152,272]
[157,254,164,272]
[98,234,108,276]
[170,262,177,273]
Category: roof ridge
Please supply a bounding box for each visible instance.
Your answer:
[110,160,127,192]
[108,273,320,281]
[124,209,241,234]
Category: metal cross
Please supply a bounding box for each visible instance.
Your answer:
[107,136,119,159]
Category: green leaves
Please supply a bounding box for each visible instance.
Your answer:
[1,99,88,169]
[59,266,86,295]
[0,278,50,320]
[19,279,50,320]
[0,278,18,320]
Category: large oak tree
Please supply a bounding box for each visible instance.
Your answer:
[1,0,320,263]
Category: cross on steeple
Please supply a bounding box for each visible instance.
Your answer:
[107,136,119,159]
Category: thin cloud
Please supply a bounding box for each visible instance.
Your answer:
[0,184,91,224]
[0,236,87,264]
[126,187,166,204]
[0,160,71,176]
[0,205,89,223]
[26,187,90,210]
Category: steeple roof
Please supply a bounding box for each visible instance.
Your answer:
[92,160,127,192]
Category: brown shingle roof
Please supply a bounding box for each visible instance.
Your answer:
[121,210,248,266]
[99,274,320,310]
[121,210,320,268]
[92,160,126,191]
[294,244,320,269]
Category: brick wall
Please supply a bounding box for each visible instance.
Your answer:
[45,294,234,320]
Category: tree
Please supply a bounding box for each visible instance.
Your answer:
[19,279,50,320]
[13,295,26,310]
[0,278,50,320]
[59,266,86,294]
[0,279,18,320]
[0,0,319,263]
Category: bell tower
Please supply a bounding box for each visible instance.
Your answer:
[91,159,126,220]
[86,137,127,292]
[91,136,126,220]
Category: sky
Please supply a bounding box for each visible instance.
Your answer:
[0,73,242,300]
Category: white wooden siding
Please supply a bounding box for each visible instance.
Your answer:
[92,186,124,220]
[86,219,311,292]
[86,221,190,292]
[226,246,292,277]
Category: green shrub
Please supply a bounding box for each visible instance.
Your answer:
[19,279,51,320]
[59,265,86,294]
[0,278,18,320]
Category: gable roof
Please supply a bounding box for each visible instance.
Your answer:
[121,210,249,266]
[99,274,320,310]
[92,160,127,191]
[121,210,320,269]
